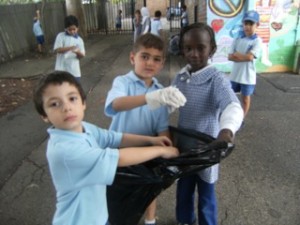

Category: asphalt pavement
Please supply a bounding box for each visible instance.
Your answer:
[0,33,300,225]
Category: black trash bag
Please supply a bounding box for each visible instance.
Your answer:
[107,126,234,225]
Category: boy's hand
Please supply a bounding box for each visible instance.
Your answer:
[70,46,79,51]
[150,136,172,146]
[160,146,179,159]
[145,86,186,110]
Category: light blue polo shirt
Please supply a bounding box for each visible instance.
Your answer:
[46,121,121,225]
[229,33,262,85]
[150,18,162,36]
[105,71,169,136]
[53,32,85,78]
[33,20,43,36]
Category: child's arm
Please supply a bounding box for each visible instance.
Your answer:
[218,102,244,143]
[111,86,186,112]
[158,130,170,139]
[55,46,78,54]
[55,45,84,59]
[120,133,172,148]
[73,47,85,59]
[228,51,254,62]
[112,95,147,111]
[118,145,179,167]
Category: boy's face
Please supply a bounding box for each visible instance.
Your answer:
[130,47,164,85]
[65,25,78,36]
[41,82,86,133]
[243,21,258,37]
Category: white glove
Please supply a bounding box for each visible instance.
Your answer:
[145,86,186,110]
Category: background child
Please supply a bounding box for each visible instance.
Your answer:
[180,5,189,28]
[172,23,243,225]
[104,33,185,225]
[228,10,262,123]
[33,71,179,225]
[133,9,142,42]
[115,9,122,33]
[151,10,163,38]
[32,10,44,54]
[141,7,151,34]
[53,15,85,81]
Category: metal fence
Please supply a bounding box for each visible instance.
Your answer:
[168,0,181,32]
[83,0,141,34]
[83,0,182,34]
[0,1,185,62]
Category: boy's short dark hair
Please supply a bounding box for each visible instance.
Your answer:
[33,71,86,117]
[133,33,165,56]
[64,15,79,28]
[155,10,162,18]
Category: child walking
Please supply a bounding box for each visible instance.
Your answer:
[228,10,262,122]
[33,71,179,225]
[172,23,243,225]
[53,15,85,81]
[104,33,186,225]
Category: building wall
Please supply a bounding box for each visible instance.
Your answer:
[135,0,168,17]
[147,0,168,17]
[0,2,65,62]
[195,0,300,73]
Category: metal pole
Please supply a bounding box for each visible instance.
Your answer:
[144,0,146,7]
[131,0,134,32]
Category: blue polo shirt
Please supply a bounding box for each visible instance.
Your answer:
[229,33,262,85]
[105,71,169,136]
[53,32,85,78]
[46,121,121,225]
[33,20,43,36]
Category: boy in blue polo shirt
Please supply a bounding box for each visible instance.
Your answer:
[151,10,163,38]
[54,15,85,81]
[104,33,186,225]
[228,10,262,123]
[33,10,44,54]
[33,71,179,225]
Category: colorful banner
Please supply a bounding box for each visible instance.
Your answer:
[207,0,299,73]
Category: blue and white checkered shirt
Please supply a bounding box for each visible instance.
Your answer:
[173,64,241,183]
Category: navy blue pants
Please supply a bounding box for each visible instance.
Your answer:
[176,175,217,225]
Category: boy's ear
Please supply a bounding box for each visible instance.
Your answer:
[129,51,135,65]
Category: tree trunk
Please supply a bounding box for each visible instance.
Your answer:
[65,0,87,38]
